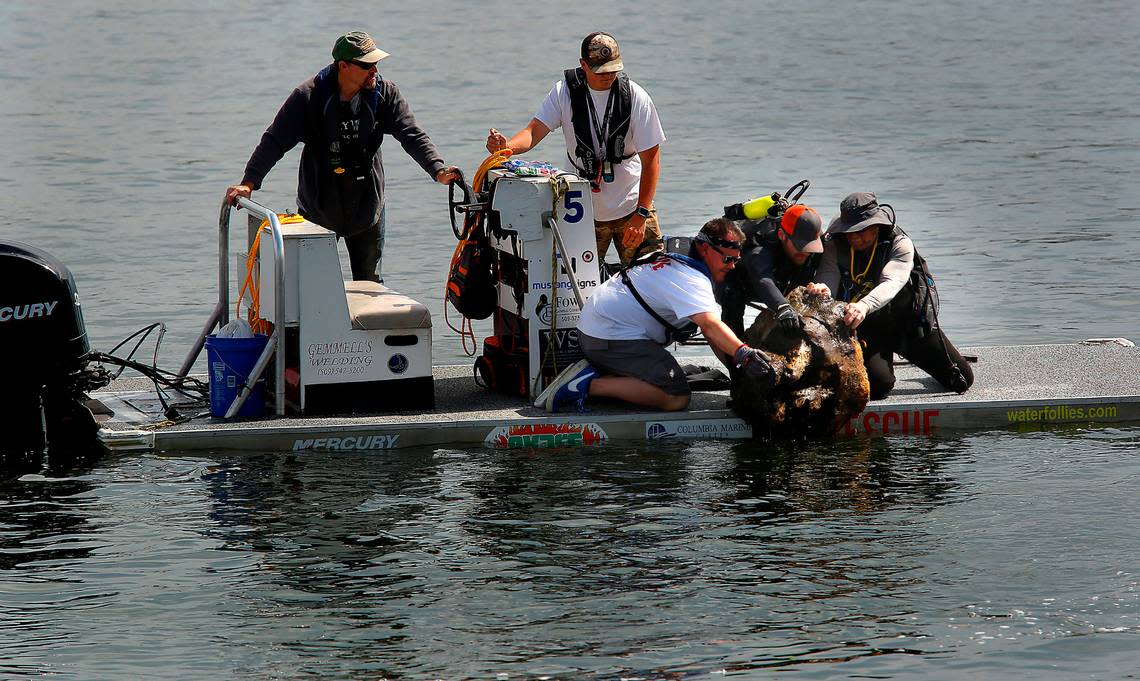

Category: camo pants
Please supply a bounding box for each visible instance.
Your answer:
[594,204,661,266]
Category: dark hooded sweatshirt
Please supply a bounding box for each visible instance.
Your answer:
[241,64,445,236]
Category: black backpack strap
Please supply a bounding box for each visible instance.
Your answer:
[618,257,694,343]
[564,68,598,182]
[605,72,634,163]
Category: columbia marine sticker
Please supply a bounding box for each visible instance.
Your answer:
[645,419,752,440]
[485,423,607,449]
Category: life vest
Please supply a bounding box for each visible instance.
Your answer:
[563,67,634,189]
[833,227,940,335]
[310,65,386,176]
[618,249,710,344]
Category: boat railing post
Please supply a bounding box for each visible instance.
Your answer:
[232,197,286,417]
[176,199,233,378]
[178,198,286,416]
[544,212,586,309]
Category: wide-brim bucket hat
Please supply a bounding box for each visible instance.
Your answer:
[827,191,893,234]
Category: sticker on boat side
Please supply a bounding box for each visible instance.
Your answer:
[843,409,940,436]
[645,419,752,440]
[291,434,401,451]
[484,423,607,449]
[1005,403,1119,423]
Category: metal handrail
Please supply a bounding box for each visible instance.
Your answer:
[176,197,287,416]
[543,213,586,310]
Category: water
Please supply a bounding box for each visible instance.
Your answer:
[1,0,1138,677]
[4,432,1139,678]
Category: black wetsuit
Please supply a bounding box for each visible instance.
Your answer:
[720,219,819,337]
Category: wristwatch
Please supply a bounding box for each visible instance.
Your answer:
[635,205,652,219]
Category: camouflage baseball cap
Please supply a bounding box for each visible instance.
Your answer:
[332,31,389,64]
[580,32,624,74]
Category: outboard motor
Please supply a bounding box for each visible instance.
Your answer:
[0,240,105,465]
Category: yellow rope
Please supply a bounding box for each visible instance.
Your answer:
[473,149,513,193]
[239,213,306,335]
[848,239,878,303]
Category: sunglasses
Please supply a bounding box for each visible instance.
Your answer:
[350,59,377,70]
[694,232,742,264]
[710,244,741,265]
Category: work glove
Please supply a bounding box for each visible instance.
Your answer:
[947,366,970,394]
[733,344,773,382]
[775,303,803,332]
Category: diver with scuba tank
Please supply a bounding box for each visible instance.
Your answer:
[808,192,974,399]
[719,187,825,338]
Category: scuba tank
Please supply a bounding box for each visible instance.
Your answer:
[723,179,810,222]
[724,179,811,247]
[724,193,780,221]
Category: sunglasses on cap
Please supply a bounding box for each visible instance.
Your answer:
[694,232,742,264]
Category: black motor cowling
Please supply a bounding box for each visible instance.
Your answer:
[0,240,101,463]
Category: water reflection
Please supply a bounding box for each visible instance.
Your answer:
[193,437,977,676]
[198,450,445,676]
[724,436,966,516]
[702,437,973,673]
[0,473,101,678]
[457,444,694,590]
[0,476,100,570]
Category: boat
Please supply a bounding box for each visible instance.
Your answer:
[6,169,1138,459]
[93,338,1140,453]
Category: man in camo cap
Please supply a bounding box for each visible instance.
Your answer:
[486,32,666,266]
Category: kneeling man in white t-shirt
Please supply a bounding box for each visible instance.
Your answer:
[537,217,774,412]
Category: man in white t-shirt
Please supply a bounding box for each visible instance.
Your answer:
[534,218,775,413]
[486,32,666,265]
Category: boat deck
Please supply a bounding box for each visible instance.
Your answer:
[95,341,1140,452]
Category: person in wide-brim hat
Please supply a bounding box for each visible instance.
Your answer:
[826,191,894,235]
[807,191,974,400]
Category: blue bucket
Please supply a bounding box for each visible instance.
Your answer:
[205,334,270,418]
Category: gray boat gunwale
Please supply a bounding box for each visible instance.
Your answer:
[95,340,1140,452]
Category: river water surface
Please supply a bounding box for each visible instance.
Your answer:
[1,1,1138,678]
